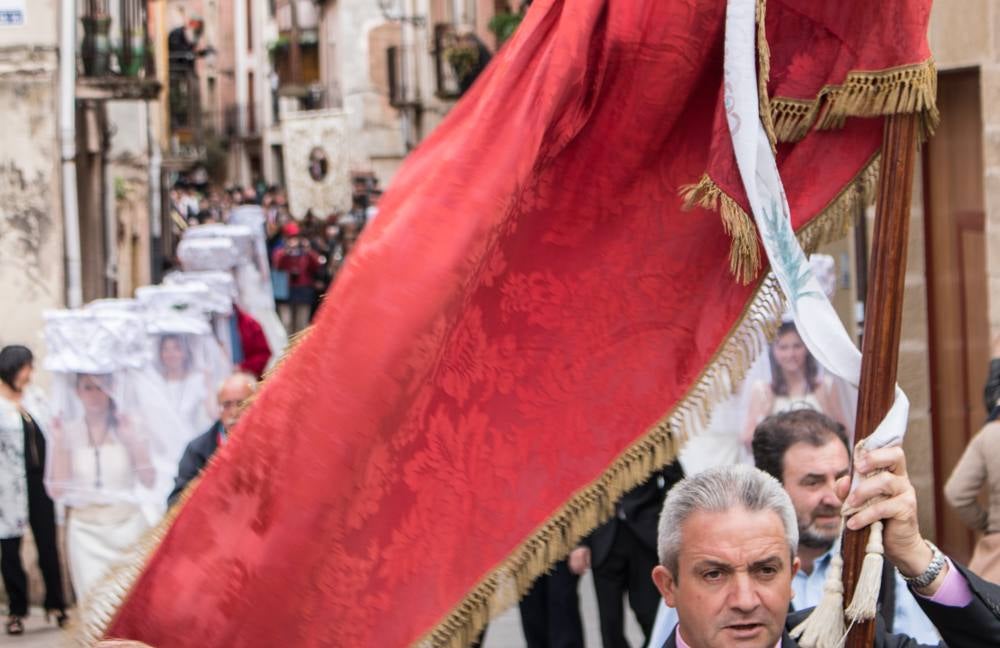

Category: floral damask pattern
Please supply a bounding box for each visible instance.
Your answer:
[107,1,934,646]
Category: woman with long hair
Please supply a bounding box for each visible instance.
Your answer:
[0,345,68,635]
[741,322,848,447]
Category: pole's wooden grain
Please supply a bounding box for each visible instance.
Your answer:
[842,112,920,647]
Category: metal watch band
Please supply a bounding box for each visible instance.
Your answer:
[903,540,946,589]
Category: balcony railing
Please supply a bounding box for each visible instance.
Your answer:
[77,0,160,100]
[169,67,202,143]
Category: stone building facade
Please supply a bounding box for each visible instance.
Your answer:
[0,1,65,350]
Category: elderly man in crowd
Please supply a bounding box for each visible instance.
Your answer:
[167,372,256,507]
[650,457,1000,647]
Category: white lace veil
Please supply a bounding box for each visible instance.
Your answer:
[42,310,168,511]
[180,224,288,366]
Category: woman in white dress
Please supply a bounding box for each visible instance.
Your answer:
[156,334,215,437]
[47,373,155,603]
[740,321,848,447]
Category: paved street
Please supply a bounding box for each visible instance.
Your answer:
[2,609,67,647]
[6,571,647,647]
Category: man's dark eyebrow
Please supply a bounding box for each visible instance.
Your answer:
[749,555,784,570]
[691,560,734,572]
[835,469,849,479]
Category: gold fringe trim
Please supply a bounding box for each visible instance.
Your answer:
[681,175,762,285]
[756,0,777,153]
[79,154,879,646]
[769,60,939,142]
[771,98,816,143]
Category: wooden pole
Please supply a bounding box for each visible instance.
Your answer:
[842,111,920,647]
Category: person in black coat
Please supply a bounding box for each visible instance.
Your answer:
[517,558,584,648]
[572,460,684,648]
[985,334,1000,423]
[0,346,67,635]
[652,457,1000,648]
[167,373,255,508]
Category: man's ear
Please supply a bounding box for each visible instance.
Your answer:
[789,556,801,600]
[652,565,678,608]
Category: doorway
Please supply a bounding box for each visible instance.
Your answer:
[923,68,990,562]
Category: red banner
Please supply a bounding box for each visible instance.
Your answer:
[104,1,934,646]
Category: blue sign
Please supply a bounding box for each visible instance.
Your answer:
[0,1,24,26]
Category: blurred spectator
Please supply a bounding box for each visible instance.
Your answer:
[0,346,68,635]
[167,16,212,71]
[985,334,1000,423]
[945,418,1000,583]
[233,306,271,379]
[272,222,322,333]
[167,373,256,508]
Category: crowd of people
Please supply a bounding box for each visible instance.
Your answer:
[169,176,376,335]
[0,337,260,637]
[0,170,384,636]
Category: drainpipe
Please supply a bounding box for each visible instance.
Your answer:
[148,100,163,283]
[102,112,117,296]
[60,0,83,308]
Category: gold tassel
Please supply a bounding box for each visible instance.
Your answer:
[844,520,885,622]
[680,175,761,284]
[790,551,846,648]
[719,198,761,284]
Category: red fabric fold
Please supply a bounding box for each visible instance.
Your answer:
[107,2,931,646]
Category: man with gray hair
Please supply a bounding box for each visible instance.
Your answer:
[167,372,256,507]
[650,457,1000,647]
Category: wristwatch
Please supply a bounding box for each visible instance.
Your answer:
[902,540,946,589]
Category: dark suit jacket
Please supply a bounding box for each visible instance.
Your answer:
[661,562,1000,648]
[985,358,1000,415]
[167,420,222,508]
[586,461,684,568]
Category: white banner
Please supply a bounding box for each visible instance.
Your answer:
[281,108,352,220]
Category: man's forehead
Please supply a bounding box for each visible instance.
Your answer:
[679,508,791,565]
[783,439,849,475]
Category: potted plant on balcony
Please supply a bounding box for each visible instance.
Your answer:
[444,30,493,95]
[118,32,147,77]
[488,10,524,46]
[444,31,489,93]
[80,8,112,76]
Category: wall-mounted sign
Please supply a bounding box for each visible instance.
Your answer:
[0,0,25,26]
